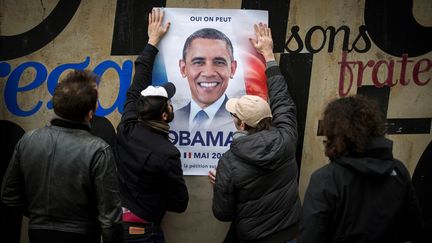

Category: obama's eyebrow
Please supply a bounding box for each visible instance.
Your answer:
[191,57,205,62]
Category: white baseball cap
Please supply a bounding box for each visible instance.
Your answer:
[140,82,176,99]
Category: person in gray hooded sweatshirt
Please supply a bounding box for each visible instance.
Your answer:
[211,23,301,243]
[300,95,423,243]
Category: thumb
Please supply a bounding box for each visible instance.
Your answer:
[163,22,171,32]
[249,37,257,48]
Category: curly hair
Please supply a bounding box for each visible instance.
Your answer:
[321,95,386,159]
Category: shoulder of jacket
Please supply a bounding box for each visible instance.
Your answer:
[21,127,38,138]
[90,136,111,149]
[391,159,411,179]
[65,128,111,151]
[311,162,339,180]
[15,128,38,149]
[18,126,55,144]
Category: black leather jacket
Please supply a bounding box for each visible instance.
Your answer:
[1,118,122,243]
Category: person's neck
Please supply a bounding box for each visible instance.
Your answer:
[51,116,90,131]
[141,120,170,135]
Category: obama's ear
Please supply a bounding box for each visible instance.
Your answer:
[230,60,237,78]
[179,59,187,78]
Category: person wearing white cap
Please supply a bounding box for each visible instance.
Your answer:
[210,23,301,243]
[115,8,188,243]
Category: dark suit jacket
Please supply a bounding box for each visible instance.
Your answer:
[170,95,235,132]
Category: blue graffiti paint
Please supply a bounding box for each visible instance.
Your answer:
[2,57,134,117]
[93,59,133,116]
[0,62,11,77]
[4,62,47,116]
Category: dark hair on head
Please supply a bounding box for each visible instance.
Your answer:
[136,96,169,121]
[321,95,386,159]
[52,70,98,122]
[240,117,272,134]
[182,28,234,60]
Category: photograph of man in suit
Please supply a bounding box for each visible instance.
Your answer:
[170,28,237,132]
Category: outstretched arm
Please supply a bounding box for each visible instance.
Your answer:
[251,23,298,144]
[208,24,295,187]
[129,8,170,100]
[120,8,170,123]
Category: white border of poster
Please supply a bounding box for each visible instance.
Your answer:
[152,8,268,175]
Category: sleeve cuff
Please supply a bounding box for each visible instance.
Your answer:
[145,43,159,53]
[266,60,278,69]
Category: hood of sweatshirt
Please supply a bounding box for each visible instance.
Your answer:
[334,137,397,177]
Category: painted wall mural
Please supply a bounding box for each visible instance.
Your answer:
[1,0,430,242]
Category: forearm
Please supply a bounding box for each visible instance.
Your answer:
[212,158,235,221]
[124,44,159,106]
[165,157,189,213]
[266,65,292,106]
[101,224,122,243]
[212,191,235,221]
[266,65,298,137]
[166,178,189,213]
[1,152,27,210]
[166,190,188,213]
[93,149,122,241]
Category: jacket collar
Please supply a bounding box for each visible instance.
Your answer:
[50,117,91,132]
[333,137,395,177]
[232,130,248,140]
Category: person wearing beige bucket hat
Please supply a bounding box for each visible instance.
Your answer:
[225,94,272,129]
[210,23,301,243]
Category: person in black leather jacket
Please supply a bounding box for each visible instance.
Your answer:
[115,8,188,243]
[300,95,423,243]
[1,70,122,243]
[210,23,301,243]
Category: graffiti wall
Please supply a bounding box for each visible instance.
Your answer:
[1,0,431,242]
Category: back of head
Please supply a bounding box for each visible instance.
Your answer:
[136,82,176,121]
[322,95,386,159]
[52,70,98,123]
[136,96,168,121]
[182,28,234,60]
